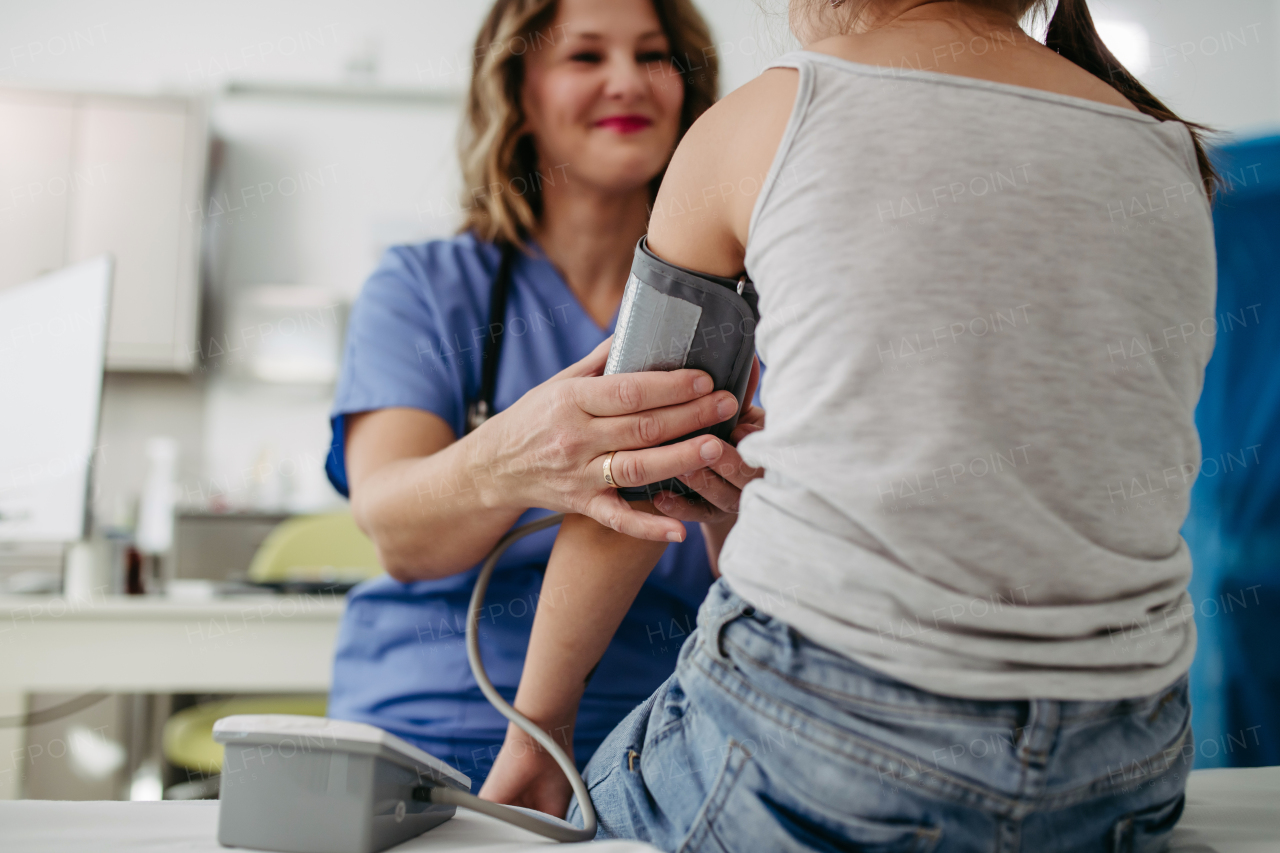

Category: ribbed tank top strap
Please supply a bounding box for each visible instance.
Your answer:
[746,52,819,254]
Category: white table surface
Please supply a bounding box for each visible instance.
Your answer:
[0,767,1276,853]
[1170,767,1280,852]
[0,800,660,852]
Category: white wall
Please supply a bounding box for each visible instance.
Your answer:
[1094,0,1280,136]
[2,0,1273,126]
[0,0,779,94]
[2,0,1276,520]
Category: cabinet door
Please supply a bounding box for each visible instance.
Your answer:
[65,99,202,371]
[0,93,75,291]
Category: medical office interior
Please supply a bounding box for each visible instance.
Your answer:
[1,0,1278,850]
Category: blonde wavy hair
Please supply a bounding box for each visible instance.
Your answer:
[458,0,718,248]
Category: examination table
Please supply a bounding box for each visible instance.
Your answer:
[1,766,1277,852]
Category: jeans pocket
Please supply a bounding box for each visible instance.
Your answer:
[1109,794,1185,853]
[679,740,942,853]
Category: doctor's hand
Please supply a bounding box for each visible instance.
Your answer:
[652,358,765,570]
[478,724,574,821]
[477,338,740,543]
[662,356,764,520]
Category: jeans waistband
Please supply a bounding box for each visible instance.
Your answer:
[697,578,1188,728]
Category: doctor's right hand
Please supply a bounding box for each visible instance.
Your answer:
[475,338,740,543]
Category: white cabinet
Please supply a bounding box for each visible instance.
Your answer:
[0,89,206,372]
[0,93,76,289]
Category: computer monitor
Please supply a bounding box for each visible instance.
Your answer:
[0,256,113,543]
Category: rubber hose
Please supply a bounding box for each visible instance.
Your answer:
[462,512,597,842]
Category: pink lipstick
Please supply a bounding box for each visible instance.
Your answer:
[595,114,652,134]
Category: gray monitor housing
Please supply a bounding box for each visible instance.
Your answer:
[213,715,471,853]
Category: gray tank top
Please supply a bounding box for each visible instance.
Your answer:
[724,51,1216,700]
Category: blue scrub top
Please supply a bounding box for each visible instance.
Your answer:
[324,232,714,786]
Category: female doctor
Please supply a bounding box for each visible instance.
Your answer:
[323,0,761,787]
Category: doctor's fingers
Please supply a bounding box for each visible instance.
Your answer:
[581,492,687,542]
[698,439,763,490]
[653,489,732,525]
[675,469,742,515]
[573,369,721,418]
[595,392,737,452]
[592,437,726,495]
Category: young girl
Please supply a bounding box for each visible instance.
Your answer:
[482,0,1216,849]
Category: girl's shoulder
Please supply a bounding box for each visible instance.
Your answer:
[648,67,800,273]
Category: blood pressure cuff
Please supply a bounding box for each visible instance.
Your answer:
[606,236,760,502]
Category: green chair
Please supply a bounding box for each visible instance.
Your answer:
[246,511,382,585]
[162,513,383,797]
[163,695,329,777]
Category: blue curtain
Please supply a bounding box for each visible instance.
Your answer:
[1184,135,1280,768]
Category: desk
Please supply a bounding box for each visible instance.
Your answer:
[0,767,1277,852]
[0,593,345,798]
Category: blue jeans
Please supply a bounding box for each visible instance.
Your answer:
[568,580,1192,852]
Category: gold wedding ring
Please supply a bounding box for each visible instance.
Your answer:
[603,451,620,488]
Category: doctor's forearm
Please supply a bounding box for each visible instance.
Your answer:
[350,430,529,581]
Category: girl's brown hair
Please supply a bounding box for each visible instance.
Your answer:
[1034,0,1217,195]
[458,0,718,248]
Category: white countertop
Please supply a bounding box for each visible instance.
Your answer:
[0,591,347,620]
[1,766,1277,852]
[0,592,345,693]
[0,800,659,852]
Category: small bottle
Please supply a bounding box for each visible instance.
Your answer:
[124,545,146,596]
[135,437,178,592]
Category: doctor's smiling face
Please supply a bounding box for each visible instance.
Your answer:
[520,0,685,196]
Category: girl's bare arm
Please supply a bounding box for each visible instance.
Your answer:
[478,510,667,814]
[516,511,666,734]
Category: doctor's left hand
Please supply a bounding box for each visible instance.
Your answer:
[656,372,764,522]
[651,357,765,567]
[479,723,574,820]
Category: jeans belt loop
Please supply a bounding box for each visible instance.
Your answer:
[700,594,754,664]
